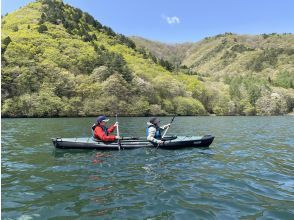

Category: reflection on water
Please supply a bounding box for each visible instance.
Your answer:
[1,116,294,219]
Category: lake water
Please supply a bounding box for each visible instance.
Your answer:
[1,116,294,219]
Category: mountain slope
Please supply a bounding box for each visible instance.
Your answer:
[132,33,294,79]
[1,0,205,117]
[132,34,294,115]
[182,33,294,80]
[2,1,293,117]
[130,36,193,68]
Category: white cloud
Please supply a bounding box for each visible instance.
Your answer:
[162,15,180,24]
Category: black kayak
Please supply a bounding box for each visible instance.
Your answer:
[52,135,214,150]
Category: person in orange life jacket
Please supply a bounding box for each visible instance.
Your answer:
[146,117,171,145]
[92,115,121,142]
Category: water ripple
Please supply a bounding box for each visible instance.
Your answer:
[1,117,294,219]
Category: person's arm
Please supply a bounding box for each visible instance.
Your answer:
[160,123,171,130]
[94,127,116,141]
[107,124,117,133]
[147,127,161,144]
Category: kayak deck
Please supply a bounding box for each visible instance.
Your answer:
[52,135,214,150]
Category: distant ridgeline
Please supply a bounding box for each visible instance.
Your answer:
[2,0,294,117]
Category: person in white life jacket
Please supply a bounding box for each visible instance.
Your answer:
[146,117,170,145]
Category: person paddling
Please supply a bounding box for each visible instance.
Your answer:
[146,117,170,145]
[92,115,121,142]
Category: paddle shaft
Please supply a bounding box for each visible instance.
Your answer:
[162,115,176,138]
[116,114,121,150]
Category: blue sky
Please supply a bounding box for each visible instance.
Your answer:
[2,0,294,43]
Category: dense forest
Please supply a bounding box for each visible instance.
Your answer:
[1,0,294,117]
[132,34,294,116]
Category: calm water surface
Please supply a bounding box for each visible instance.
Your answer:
[1,116,294,219]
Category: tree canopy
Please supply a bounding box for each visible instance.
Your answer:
[1,0,293,117]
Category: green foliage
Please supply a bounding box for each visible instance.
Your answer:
[2,36,12,46]
[215,32,234,38]
[256,92,288,115]
[149,104,166,115]
[38,24,48,33]
[173,97,206,115]
[1,0,293,117]
[262,33,278,39]
[226,75,271,114]
[117,34,136,49]
[101,74,130,100]
[1,36,12,58]
[195,82,232,115]
[274,71,294,89]
[221,50,237,60]
[153,75,186,99]
[162,99,175,114]
[2,86,64,117]
[130,36,187,71]
[231,44,254,53]
[12,24,19,32]
[247,48,283,72]
[229,76,269,104]
[101,52,133,82]
[158,58,174,71]
[129,98,150,116]
[38,0,136,49]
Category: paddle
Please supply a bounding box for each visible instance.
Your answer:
[156,115,176,149]
[162,115,176,138]
[116,113,121,150]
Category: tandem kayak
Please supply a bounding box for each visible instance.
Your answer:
[52,135,214,150]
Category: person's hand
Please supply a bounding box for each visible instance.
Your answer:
[115,136,122,140]
[157,140,163,144]
[114,122,119,127]
[163,124,171,129]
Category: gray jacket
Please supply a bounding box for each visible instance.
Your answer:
[146,122,169,143]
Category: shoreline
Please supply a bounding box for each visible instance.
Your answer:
[1,114,293,119]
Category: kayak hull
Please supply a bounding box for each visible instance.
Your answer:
[52,135,214,150]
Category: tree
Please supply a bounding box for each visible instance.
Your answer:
[102,52,133,82]
[91,66,111,81]
[39,12,46,24]
[101,74,131,101]
[173,97,206,115]
[159,58,174,71]
[129,98,150,116]
[38,24,48,33]
[256,92,288,115]
[149,104,166,115]
[274,71,294,89]
[2,36,12,46]
[12,25,18,32]
[154,75,186,99]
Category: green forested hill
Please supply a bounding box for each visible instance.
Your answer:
[130,36,193,68]
[132,33,294,115]
[1,0,205,117]
[1,0,294,117]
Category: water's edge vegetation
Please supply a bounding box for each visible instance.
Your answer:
[2,0,294,117]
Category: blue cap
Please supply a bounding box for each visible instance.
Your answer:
[96,115,109,124]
